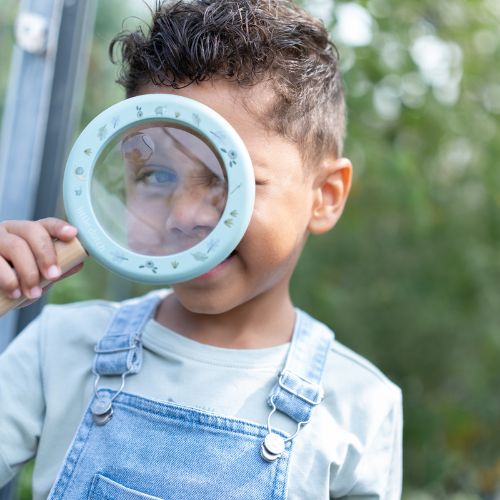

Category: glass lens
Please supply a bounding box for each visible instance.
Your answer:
[91,123,227,256]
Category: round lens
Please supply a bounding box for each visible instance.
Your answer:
[91,123,228,256]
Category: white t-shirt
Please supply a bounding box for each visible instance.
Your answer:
[0,297,402,499]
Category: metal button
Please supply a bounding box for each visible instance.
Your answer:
[264,433,285,455]
[91,394,112,416]
[260,432,285,462]
[91,394,113,425]
[261,444,279,462]
[93,408,113,426]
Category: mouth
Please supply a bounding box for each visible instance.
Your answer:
[225,249,237,260]
[194,250,238,280]
[217,249,238,267]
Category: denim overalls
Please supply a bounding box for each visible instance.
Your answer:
[48,292,332,499]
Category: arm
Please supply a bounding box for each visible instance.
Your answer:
[0,317,44,486]
[333,390,403,499]
[0,218,82,485]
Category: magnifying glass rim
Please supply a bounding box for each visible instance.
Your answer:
[64,93,255,284]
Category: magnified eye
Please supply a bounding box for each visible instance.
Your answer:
[136,166,178,187]
[90,118,240,261]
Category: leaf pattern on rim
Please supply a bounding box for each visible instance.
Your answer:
[98,125,107,141]
[192,251,208,261]
[139,260,158,273]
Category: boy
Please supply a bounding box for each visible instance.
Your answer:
[0,1,402,498]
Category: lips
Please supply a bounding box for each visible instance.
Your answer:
[217,249,237,266]
[194,250,237,280]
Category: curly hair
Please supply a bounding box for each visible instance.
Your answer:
[109,0,346,164]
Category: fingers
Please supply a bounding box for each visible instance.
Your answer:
[0,219,78,300]
[0,255,22,299]
[3,219,77,279]
[0,230,43,299]
[38,217,78,242]
[16,263,84,310]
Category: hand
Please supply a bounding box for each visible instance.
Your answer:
[0,218,81,302]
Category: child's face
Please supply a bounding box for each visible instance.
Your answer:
[123,124,226,255]
[138,80,334,314]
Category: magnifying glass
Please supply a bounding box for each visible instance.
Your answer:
[0,94,255,315]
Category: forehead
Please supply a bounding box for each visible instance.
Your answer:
[121,123,224,178]
[137,81,306,177]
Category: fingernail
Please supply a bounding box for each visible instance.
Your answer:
[29,286,42,299]
[9,289,21,300]
[46,265,61,279]
[61,225,77,236]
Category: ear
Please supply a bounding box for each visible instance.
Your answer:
[308,157,352,235]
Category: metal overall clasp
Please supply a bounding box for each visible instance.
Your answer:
[91,371,129,426]
[260,370,325,462]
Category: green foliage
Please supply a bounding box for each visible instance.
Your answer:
[16,461,33,500]
[0,0,17,118]
[292,0,500,496]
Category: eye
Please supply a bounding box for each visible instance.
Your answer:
[255,179,270,186]
[137,166,178,186]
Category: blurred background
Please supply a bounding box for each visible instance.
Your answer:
[0,0,499,498]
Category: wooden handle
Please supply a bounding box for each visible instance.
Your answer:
[0,238,87,317]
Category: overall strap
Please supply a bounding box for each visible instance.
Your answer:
[93,292,163,376]
[268,309,333,425]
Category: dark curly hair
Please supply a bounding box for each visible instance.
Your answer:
[109,0,345,164]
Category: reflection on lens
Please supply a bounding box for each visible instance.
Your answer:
[91,123,227,256]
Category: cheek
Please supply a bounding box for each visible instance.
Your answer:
[126,200,168,250]
[127,199,162,228]
[242,205,306,265]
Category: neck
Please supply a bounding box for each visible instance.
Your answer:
[155,287,296,349]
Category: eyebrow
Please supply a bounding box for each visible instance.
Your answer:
[160,128,226,180]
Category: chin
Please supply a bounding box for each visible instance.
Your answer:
[172,287,243,315]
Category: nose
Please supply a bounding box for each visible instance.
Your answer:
[164,184,225,242]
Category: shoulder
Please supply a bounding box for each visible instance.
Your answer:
[303,311,402,434]
[300,313,403,499]
[22,299,119,370]
[328,338,401,405]
[37,289,168,350]
[39,298,119,344]
[324,340,402,424]
[42,298,119,319]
